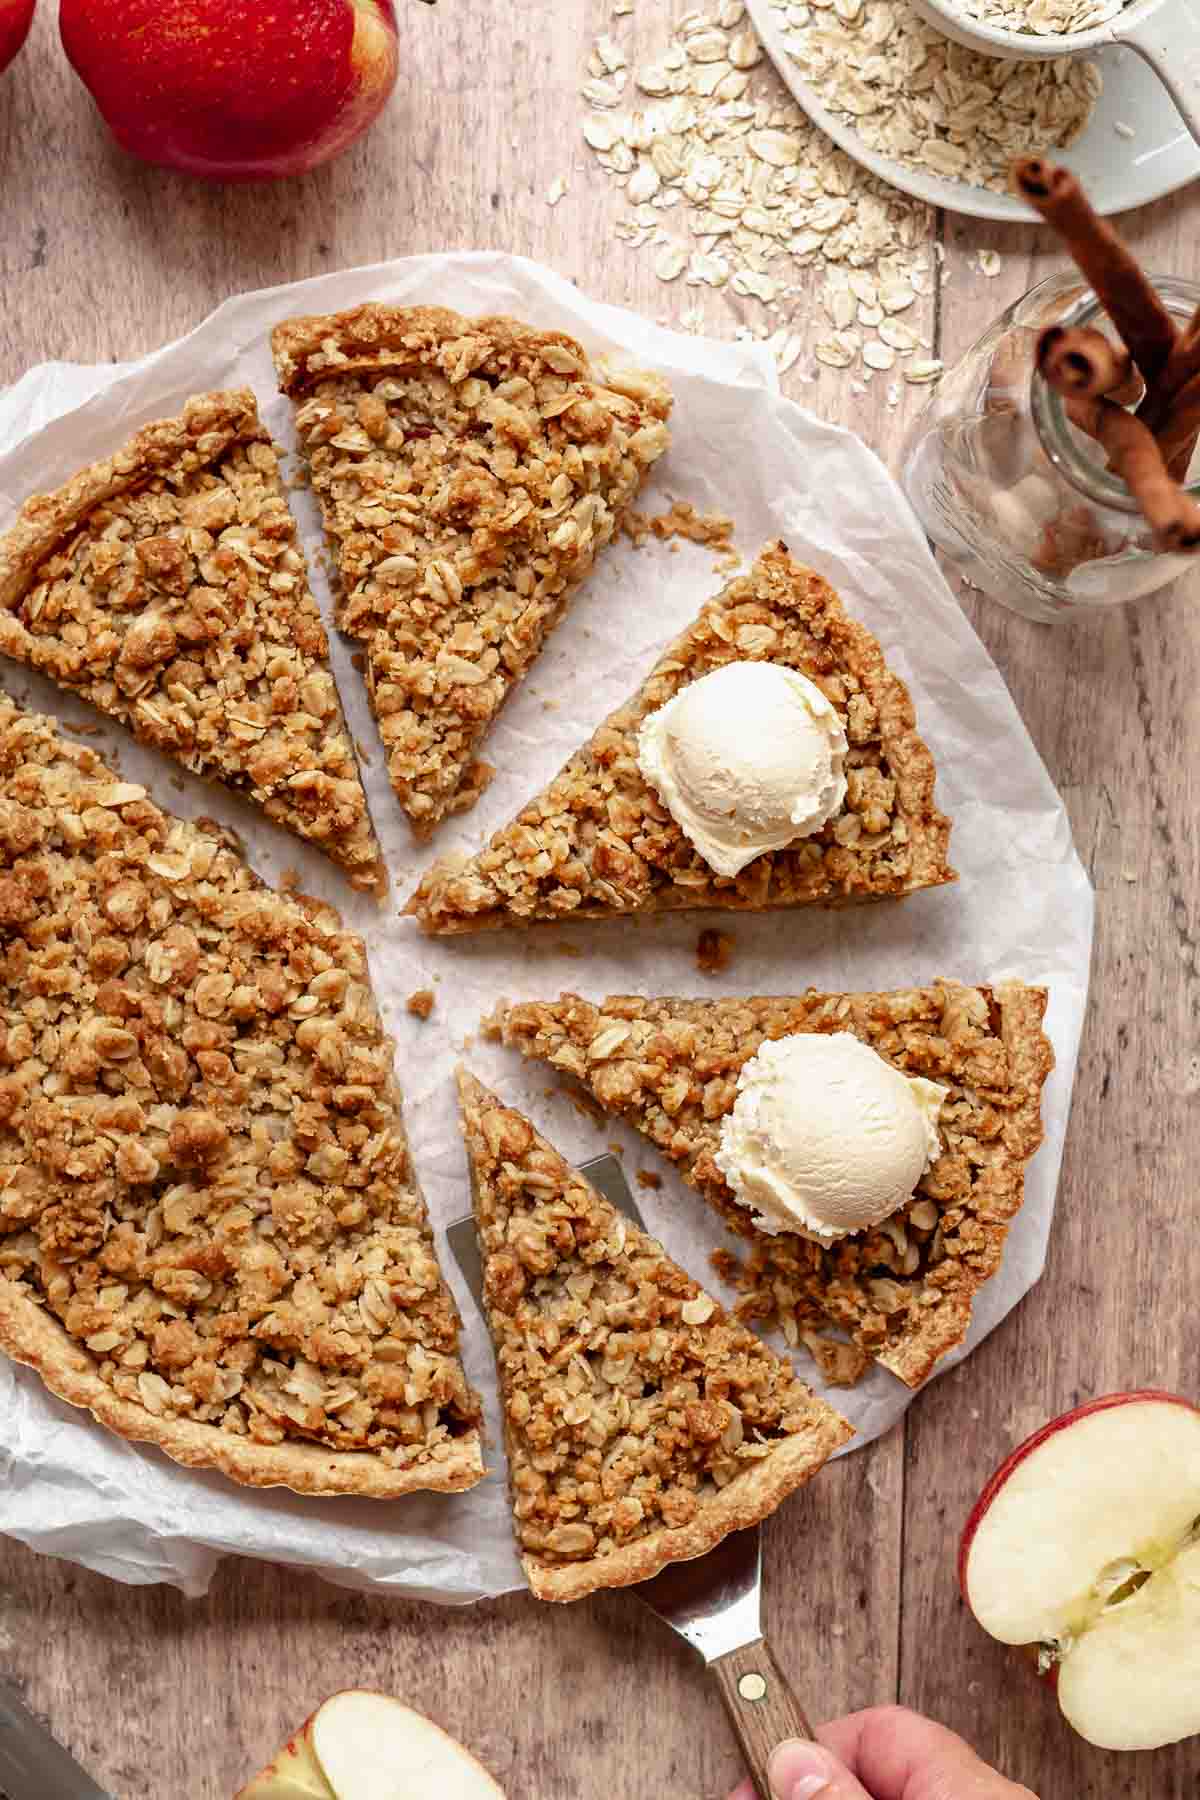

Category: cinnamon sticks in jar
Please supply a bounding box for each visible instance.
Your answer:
[1013,155,1200,549]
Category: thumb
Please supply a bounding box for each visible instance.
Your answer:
[769,1739,873,1800]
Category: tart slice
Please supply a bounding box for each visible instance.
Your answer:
[456,1068,851,1602]
[0,698,483,1496]
[271,304,672,836]
[0,390,384,895]
[409,542,954,932]
[488,981,1054,1389]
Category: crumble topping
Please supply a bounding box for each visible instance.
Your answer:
[272,305,672,836]
[457,1070,849,1592]
[408,543,954,932]
[0,699,481,1484]
[0,391,384,896]
[489,981,1053,1387]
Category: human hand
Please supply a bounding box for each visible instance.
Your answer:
[724,1705,1040,1800]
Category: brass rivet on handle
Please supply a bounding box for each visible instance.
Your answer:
[738,1672,768,1702]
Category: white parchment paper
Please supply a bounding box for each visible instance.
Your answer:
[0,253,1093,1603]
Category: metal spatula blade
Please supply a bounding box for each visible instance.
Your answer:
[0,1684,112,1800]
[447,1150,814,1798]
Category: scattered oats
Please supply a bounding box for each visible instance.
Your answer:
[850,378,869,396]
[887,381,901,408]
[905,358,944,383]
[864,340,896,370]
[717,0,746,21]
[613,0,634,12]
[978,249,1002,278]
[816,336,854,368]
[879,279,917,314]
[733,269,779,301]
[748,127,801,166]
[687,27,732,60]
[546,175,568,206]
[729,27,763,65]
[1114,120,1136,140]
[627,160,662,203]
[584,115,619,151]
[655,240,689,281]
[879,318,920,351]
[637,60,673,95]
[858,303,885,327]
[582,76,625,108]
[595,32,628,71]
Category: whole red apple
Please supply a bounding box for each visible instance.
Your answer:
[59,0,401,180]
[0,0,35,76]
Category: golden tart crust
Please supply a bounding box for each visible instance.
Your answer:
[409,542,954,932]
[0,389,384,896]
[272,304,672,836]
[0,698,483,1496]
[457,1069,851,1602]
[488,980,1054,1389]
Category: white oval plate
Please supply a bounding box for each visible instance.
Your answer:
[747,0,1200,221]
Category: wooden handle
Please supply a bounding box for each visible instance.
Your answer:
[709,1636,814,1800]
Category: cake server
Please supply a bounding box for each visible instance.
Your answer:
[0,1682,112,1800]
[447,1151,814,1800]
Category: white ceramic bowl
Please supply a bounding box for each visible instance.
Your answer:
[746,0,1200,220]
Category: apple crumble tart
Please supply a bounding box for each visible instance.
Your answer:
[487,982,1053,1388]
[409,542,954,932]
[271,304,672,836]
[456,1068,851,1602]
[0,698,483,1495]
[0,390,384,895]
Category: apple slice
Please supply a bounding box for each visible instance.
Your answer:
[237,1691,506,1799]
[960,1391,1200,1751]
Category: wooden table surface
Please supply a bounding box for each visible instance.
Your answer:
[1,4,1198,1797]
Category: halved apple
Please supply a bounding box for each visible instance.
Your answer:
[236,1690,507,1799]
[959,1391,1200,1751]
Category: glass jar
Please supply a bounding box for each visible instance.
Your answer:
[899,271,1200,625]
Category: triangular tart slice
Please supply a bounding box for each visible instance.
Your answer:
[456,1068,851,1602]
[409,542,954,932]
[0,390,385,894]
[488,981,1054,1389]
[272,304,672,836]
[0,697,483,1496]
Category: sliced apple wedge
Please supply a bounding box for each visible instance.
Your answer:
[960,1391,1200,1751]
[237,1690,507,1799]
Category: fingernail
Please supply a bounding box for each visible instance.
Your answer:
[768,1738,835,1799]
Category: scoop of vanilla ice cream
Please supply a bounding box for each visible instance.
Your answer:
[636,660,848,878]
[715,1032,948,1244]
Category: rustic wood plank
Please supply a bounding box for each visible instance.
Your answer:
[0,3,906,1796]
[901,192,1200,1796]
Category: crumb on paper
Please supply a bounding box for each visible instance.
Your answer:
[978,249,1002,279]
[696,927,735,975]
[607,1140,625,1157]
[480,1007,505,1042]
[355,737,373,764]
[279,866,301,894]
[1121,867,1139,883]
[546,175,568,206]
[554,940,583,958]
[636,1169,664,1191]
[407,988,435,1020]
[1114,120,1136,140]
[351,651,366,674]
[622,499,736,554]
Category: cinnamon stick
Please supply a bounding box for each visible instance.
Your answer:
[1138,301,1200,433]
[1036,325,1142,405]
[1066,394,1200,550]
[1155,368,1200,481]
[1013,157,1177,390]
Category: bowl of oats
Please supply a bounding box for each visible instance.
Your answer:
[749,0,1200,218]
[907,0,1200,143]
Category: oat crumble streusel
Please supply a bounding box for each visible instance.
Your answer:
[0,699,482,1495]
[409,543,954,933]
[489,981,1053,1388]
[272,305,672,837]
[0,390,384,896]
[456,1069,850,1601]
